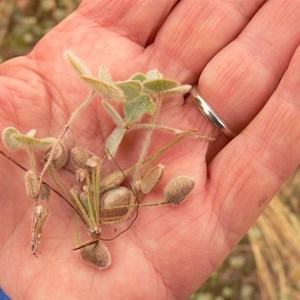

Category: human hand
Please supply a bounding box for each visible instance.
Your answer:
[0,0,299,298]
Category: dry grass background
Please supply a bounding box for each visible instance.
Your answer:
[1,1,299,299]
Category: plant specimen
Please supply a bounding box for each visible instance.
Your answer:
[1,51,213,269]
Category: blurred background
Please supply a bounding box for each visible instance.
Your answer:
[1,1,300,299]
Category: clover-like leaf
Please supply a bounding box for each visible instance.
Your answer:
[143,79,178,94]
[145,69,163,80]
[124,94,156,125]
[115,80,142,100]
[105,127,126,158]
[130,72,147,82]
[2,127,56,151]
[160,84,192,96]
[98,65,112,82]
[102,100,124,127]
[81,75,125,102]
[26,129,37,137]
[65,50,92,77]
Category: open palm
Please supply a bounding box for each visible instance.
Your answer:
[0,1,300,299]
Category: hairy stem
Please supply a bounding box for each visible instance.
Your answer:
[133,96,162,186]
[37,90,96,197]
[130,123,215,140]
[130,123,182,134]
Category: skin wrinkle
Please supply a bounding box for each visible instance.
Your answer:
[217,168,255,238]
[34,70,69,135]
[144,1,180,47]
[132,232,170,298]
[0,78,24,127]
[0,204,30,254]
[77,5,145,45]
[224,0,266,20]
[208,217,232,254]
[207,47,257,101]
[207,143,250,234]
[236,33,291,79]
[151,250,187,299]
[252,133,293,185]
[151,262,174,299]
[211,132,284,234]
[246,93,300,180]
[0,69,52,137]
[142,210,176,237]
[26,253,75,298]
[24,259,48,299]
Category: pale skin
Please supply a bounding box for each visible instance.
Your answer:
[0,0,300,298]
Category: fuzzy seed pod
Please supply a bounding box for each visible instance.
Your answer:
[75,169,86,182]
[52,142,68,169]
[70,185,81,196]
[165,176,195,205]
[24,170,39,199]
[45,142,68,169]
[81,242,111,269]
[71,147,99,169]
[86,156,99,168]
[79,191,88,202]
[141,164,164,194]
[100,186,134,223]
[100,170,125,193]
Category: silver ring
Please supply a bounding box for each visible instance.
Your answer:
[191,88,237,139]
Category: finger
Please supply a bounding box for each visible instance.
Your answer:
[209,44,300,245]
[146,0,266,82]
[198,0,300,132]
[78,0,177,46]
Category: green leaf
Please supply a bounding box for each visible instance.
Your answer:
[143,79,178,93]
[130,73,147,82]
[102,100,124,127]
[145,70,163,80]
[81,75,125,102]
[105,127,126,158]
[65,50,92,77]
[98,65,112,82]
[160,84,192,95]
[2,127,56,150]
[124,94,156,124]
[115,81,142,100]
[26,129,37,137]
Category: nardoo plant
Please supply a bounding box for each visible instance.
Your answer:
[1,51,213,269]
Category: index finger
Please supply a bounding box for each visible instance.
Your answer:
[79,0,177,46]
